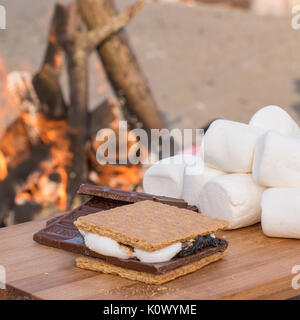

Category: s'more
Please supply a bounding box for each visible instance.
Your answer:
[74,200,228,285]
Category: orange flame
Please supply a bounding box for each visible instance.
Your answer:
[0,56,145,218]
[0,56,71,212]
[0,150,7,180]
[0,58,21,135]
[15,113,72,210]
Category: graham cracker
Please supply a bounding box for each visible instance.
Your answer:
[74,200,228,251]
[76,251,227,285]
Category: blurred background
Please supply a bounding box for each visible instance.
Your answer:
[0,0,299,226]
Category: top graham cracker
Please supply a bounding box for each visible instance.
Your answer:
[74,200,228,251]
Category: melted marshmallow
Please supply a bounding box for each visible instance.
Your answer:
[79,229,85,237]
[81,231,182,263]
[84,232,131,260]
[134,243,182,263]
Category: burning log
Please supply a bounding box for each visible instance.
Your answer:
[0,66,72,223]
[77,0,165,131]
[32,4,67,119]
[0,72,42,169]
[0,115,39,169]
[0,145,50,224]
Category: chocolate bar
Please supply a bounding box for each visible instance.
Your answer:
[33,184,198,253]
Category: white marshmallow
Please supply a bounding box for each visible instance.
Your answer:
[82,232,182,263]
[143,154,199,198]
[199,174,266,229]
[84,233,131,260]
[261,188,300,239]
[249,105,300,138]
[79,229,86,237]
[182,164,226,209]
[134,243,182,263]
[253,131,300,188]
[203,120,264,173]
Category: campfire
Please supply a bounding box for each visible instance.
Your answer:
[0,0,165,227]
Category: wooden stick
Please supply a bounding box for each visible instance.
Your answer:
[85,0,146,51]
[32,4,67,119]
[58,3,88,208]
[77,0,165,131]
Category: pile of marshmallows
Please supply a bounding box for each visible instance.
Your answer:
[143,105,300,239]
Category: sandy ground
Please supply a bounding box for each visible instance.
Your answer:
[1,0,300,130]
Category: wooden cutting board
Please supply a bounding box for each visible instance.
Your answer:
[0,219,300,300]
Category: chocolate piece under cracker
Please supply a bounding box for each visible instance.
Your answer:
[77,184,197,209]
[83,239,228,274]
[74,200,228,251]
[34,185,198,252]
[76,251,228,285]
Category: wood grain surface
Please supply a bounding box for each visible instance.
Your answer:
[0,220,300,300]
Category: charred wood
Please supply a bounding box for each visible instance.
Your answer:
[33,4,68,119]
